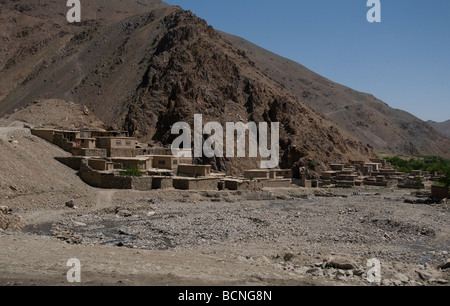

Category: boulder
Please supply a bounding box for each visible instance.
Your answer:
[65,200,75,208]
[117,210,132,217]
[325,256,357,270]
[438,259,450,270]
[283,253,295,262]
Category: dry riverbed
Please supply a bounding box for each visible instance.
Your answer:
[1,187,449,286]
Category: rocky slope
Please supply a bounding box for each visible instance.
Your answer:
[427,120,450,139]
[219,32,450,159]
[4,99,105,129]
[0,0,375,176]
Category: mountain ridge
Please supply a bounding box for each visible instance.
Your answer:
[1,0,447,177]
[427,120,450,139]
[218,31,450,158]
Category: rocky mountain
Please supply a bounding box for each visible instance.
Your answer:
[427,120,450,139]
[0,0,417,176]
[3,99,105,130]
[219,33,450,159]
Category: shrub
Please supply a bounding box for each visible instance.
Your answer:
[120,166,143,177]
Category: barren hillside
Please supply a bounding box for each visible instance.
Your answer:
[219,32,450,159]
[0,120,95,210]
[4,99,105,129]
[0,0,376,176]
[427,120,450,139]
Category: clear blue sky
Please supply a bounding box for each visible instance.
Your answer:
[164,0,450,122]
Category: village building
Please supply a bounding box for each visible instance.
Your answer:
[149,155,183,171]
[75,137,96,149]
[110,157,153,171]
[95,136,137,157]
[177,164,211,177]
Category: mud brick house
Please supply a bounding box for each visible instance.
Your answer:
[31,128,58,142]
[88,158,114,171]
[89,130,129,138]
[150,155,184,171]
[177,164,212,177]
[244,169,271,179]
[74,138,96,149]
[110,157,153,171]
[95,136,137,157]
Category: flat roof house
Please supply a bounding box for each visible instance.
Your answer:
[177,164,211,177]
[96,137,137,157]
[75,138,96,149]
[110,157,153,171]
[96,137,136,149]
[150,155,181,171]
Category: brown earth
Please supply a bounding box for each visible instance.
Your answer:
[0,0,377,177]
[3,99,105,129]
[0,122,448,286]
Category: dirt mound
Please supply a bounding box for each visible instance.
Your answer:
[4,99,105,129]
[0,123,95,210]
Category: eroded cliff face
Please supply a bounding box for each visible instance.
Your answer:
[0,1,375,177]
[123,9,374,175]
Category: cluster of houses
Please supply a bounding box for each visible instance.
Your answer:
[319,159,443,190]
[31,127,292,191]
[31,127,446,193]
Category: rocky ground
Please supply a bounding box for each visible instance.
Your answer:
[1,187,449,286]
[0,123,449,286]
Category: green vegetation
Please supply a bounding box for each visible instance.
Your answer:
[248,175,255,181]
[120,166,143,177]
[385,155,450,187]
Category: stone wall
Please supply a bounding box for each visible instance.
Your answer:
[79,170,132,189]
[173,178,219,191]
[152,177,173,189]
[431,185,449,200]
[31,129,55,142]
[53,134,75,153]
[223,179,263,191]
[262,179,292,188]
[108,148,136,158]
[55,157,85,170]
[131,177,153,191]
[72,148,107,157]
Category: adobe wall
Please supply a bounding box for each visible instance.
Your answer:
[31,129,55,142]
[177,164,210,177]
[72,148,107,157]
[88,159,108,171]
[53,134,75,153]
[108,148,135,158]
[136,147,171,156]
[152,177,173,189]
[262,179,292,188]
[131,177,153,191]
[223,179,263,191]
[79,170,133,189]
[173,178,219,191]
[55,156,85,170]
[244,171,269,179]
